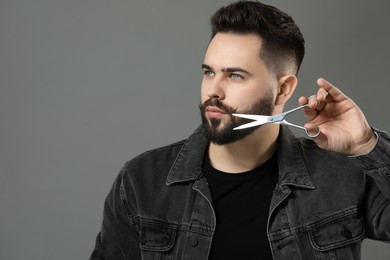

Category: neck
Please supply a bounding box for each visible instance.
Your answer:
[208,124,279,173]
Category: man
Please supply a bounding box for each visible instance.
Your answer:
[91,1,390,259]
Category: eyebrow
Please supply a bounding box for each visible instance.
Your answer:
[201,64,251,75]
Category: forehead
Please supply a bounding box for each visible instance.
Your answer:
[204,33,264,68]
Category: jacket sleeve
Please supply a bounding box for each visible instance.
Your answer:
[349,129,390,241]
[90,168,141,260]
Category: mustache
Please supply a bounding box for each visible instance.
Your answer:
[199,98,238,115]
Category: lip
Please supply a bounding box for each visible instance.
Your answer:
[206,106,227,118]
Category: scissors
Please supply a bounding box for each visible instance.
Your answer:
[232,103,320,138]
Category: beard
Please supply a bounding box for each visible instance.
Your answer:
[199,89,275,145]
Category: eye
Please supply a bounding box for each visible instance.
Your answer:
[203,70,215,77]
[229,73,243,80]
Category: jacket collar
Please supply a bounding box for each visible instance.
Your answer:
[166,125,315,189]
[166,125,208,185]
[276,126,315,189]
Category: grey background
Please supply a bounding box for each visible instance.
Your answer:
[1,0,389,259]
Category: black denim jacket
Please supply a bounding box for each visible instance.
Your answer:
[91,125,390,260]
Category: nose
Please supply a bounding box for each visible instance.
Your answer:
[205,77,225,100]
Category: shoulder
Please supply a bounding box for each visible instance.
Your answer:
[295,136,364,178]
[297,136,351,162]
[114,139,188,207]
[122,139,187,178]
[121,125,208,179]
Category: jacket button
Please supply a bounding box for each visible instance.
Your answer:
[342,229,353,239]
[189,237,198,247]
[140,235,147,245]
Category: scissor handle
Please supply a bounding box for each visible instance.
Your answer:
[290,103,320,137]
[280,117,321,138]
[284,103,310,116]
[304,127,321,138]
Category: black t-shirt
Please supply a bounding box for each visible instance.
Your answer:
[203,152,278,260]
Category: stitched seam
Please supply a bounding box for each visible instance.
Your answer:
[268,205,360,239]
[129,215,214,236]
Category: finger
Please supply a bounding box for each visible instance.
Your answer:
[308,95,320,109]
[315,87,329,103]
[309,89,328,112]
[317,78,347,102]
[317,78,334,92]
[305,125,320,138]
[304,123,327,145]
[306,95,326,115]
[299,95,319,108]
[299,96,318,120]
[298,95,308,106]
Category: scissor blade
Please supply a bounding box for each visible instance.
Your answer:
[232,113,270,121]
[232,114,270,130]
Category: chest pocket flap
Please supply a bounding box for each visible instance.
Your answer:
[309,209,364,251]
[139,224,177,252]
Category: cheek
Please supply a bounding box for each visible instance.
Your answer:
[200,87,208,103]
[200,80,210,102]
[229,90,260,107]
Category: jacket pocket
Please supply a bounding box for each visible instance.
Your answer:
[139,222,177,259]
[308,208,364,259]
[309,211,364,251]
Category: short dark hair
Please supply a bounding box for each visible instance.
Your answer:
[210,0,305,77]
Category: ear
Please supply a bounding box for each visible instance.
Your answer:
[275,74,297,106]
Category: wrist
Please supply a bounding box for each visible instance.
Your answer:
[349,130,377,156]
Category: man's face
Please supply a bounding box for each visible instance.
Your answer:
[199,33,278,145]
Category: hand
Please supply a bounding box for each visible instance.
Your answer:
[299,78,377,155]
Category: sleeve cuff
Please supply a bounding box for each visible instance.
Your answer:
[349,129,390,170]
